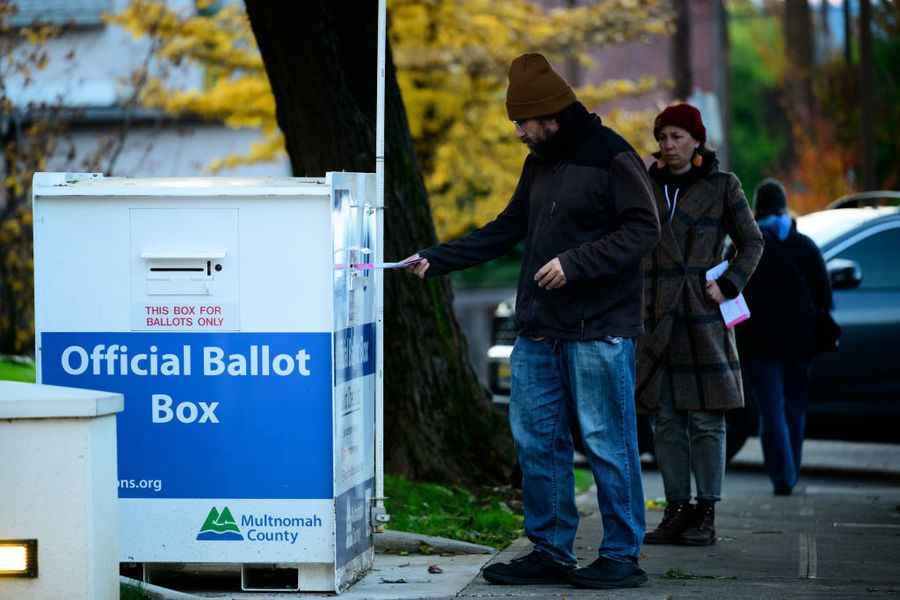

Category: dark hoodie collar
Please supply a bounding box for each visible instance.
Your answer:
[648,147,720,186]
[530,102,596,161]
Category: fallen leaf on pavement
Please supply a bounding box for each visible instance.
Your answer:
[645,498,668,511]
[662,568,736,581]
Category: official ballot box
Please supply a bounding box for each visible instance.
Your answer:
[32,172,379,592]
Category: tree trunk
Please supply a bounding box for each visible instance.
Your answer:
[243,1,514,485]
[0,115,36,356]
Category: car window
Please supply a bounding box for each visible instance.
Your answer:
[835,226,900,289]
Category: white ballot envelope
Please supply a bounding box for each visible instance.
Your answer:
[380,255,425,270]
[706,261,751,329]
[335,256,425,270]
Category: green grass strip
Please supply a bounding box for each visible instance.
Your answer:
[120,582,152,599]
[0,359,35,383]
[384,474,523,549]
[385,468,594,550]
[574,468,593,495]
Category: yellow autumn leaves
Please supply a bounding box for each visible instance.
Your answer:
[111,0,670,240]
[391,0,669,238]
[107,1,283,173]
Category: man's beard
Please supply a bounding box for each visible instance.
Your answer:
[521,130,555,156]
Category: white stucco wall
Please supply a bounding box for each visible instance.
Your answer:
[50,124,291,178]
[7,0,201,107]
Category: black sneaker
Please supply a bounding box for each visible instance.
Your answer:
[644,501,694,545]
[680,500,716,546]
[569,556,648,589]
[482,550,575,585]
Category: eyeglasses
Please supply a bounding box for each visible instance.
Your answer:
[513,118,534,128]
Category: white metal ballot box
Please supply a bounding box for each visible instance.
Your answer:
[32,172,379,592]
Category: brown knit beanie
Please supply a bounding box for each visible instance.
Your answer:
[506,53,576,121]
[653,103,707,144]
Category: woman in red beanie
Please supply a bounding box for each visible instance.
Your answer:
[636,103,763,546]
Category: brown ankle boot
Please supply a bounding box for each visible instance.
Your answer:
[644,501,694,545]
[680,500,716,546]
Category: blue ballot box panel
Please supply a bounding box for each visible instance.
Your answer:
[41,331,334,500]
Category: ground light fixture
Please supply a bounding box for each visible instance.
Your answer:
[0,539,37,577]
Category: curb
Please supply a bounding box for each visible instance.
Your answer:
[377,530,496,555]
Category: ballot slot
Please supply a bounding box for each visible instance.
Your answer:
[148,263,207,274]
[141,251,225,296]
[130,208,239,330]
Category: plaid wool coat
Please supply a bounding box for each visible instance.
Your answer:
[636,160,763,414]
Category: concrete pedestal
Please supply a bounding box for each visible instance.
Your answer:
[0,381,123,600]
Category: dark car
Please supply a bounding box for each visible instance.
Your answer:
[488,203,900,459]
[726,204,900,453]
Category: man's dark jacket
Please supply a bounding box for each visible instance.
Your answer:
[420,104,660,340]
[737,222,832,360]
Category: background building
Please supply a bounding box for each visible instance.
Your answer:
[3,0,289,180]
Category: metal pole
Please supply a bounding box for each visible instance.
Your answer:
[858,0,876,190]
[373,0,389,529]
[843,0,852,64]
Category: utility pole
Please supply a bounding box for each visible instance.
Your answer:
[564,0,580,86]
[843,0,852,63]
[858,0,876,189]
[784,0,814,116]
[672,0,692,100]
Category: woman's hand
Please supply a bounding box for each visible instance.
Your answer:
[705,280,726,304]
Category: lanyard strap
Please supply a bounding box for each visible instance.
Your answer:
[663,184,679,224]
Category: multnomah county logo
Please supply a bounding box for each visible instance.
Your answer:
[196,507,243,541]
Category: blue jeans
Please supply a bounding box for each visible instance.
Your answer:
[509,336,645,565]
[650,375,726,503]
[743,359,810,490]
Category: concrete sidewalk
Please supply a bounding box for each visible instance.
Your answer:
[459,442,900,600]
[461,474,900,599]
[730,437,900,479]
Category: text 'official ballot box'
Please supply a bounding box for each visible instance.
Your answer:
[32,172,379,592]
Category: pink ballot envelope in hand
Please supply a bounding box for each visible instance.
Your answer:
[706,261,751,329]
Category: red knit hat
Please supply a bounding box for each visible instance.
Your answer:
[653,103,706,144]
[506,53,577,121]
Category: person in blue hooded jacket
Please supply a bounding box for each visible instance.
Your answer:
[737,179,833,496]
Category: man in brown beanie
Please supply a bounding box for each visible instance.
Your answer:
[404,53,659,589]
